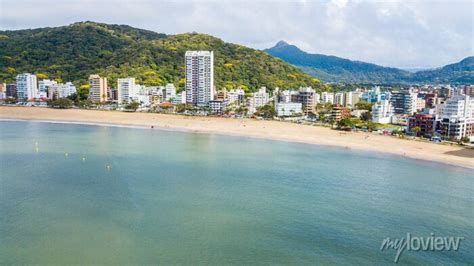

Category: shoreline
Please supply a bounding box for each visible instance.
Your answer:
[1,106,473,169]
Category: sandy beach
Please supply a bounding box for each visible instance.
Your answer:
[1,106,473,169]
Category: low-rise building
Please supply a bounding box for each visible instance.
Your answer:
[248,87,269,113]
[330,106,351,121]
[391,114,410,126]
[275,102,302,117]
[172,91,186,104]
[209,100,228,114]
[227,88,245,105]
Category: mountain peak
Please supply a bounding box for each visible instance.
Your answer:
[275,40,290,48]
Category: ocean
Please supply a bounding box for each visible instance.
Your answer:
[0,120,472,264]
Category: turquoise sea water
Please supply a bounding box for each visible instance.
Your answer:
[0,120,473,264]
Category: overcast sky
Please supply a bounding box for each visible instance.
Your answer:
[0,0,472,68]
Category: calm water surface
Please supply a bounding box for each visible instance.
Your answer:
[0,121,473,264]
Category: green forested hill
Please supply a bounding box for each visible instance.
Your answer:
[0,22,328,92]
[265,41,473,84]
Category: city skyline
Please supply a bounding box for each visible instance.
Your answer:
[0,0,472,69]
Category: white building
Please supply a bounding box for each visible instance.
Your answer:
[275,102,302,117]
[56,82,77,98]
[334,92,344,106]
[185,51,214,106]
[438,93,474,140]
[117,78,137,104]
[321,92,334,104]
[227,88,245,104]
[248,87,269,113]
[16,73,38,101]
[38,79,57,98]
[172,91,186,104]
[135,94,151,107]
[164,83,176,100]
[314,93,321,104]
[372,100,394,124]
[343,92,353,107]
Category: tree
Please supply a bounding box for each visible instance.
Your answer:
[256,104,275,119]
[336,118,354,130]
[366,122,377,132]
[360,111,371,122]
[49,98,73,109]
[355,101,374,111]
[411,126,421,136]
[318,111,326,122]
[393,130,406,138]
[125,101,140,111]
[77,99,93,109]
[460,136,470,143]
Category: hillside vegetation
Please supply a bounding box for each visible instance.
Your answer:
[0,22,328,92]
[265,41,473,84]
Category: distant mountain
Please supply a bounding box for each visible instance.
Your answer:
[411,56,474,84]
[264,41,473,84]
[0,22,328,92]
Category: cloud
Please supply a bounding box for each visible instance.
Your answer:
[0,0,472,68]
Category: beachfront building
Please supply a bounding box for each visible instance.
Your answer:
[248,87,269,113]
[16,73,38,101]
[330,106,351,121]
[6,84,17,98]
[185,51,214,106]
[88,74,108,102]
[227,88,245,105]
[172,91,187,104]
[408,114,436,137]
[438,93,474,141]
[38,79,57,98]
[390,89,417,115]
[275,102,302,117]
[209,100,228,114]
[371,100,394,124]
[297,87,316,115]
[55,82,77,98]
[117,78,138,104]
[164,83,176,101]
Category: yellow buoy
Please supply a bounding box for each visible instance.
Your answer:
[82,157,86,161]
[106,164,111,170]
[65,153,68,157]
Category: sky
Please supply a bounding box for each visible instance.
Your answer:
[0,0,472,69]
